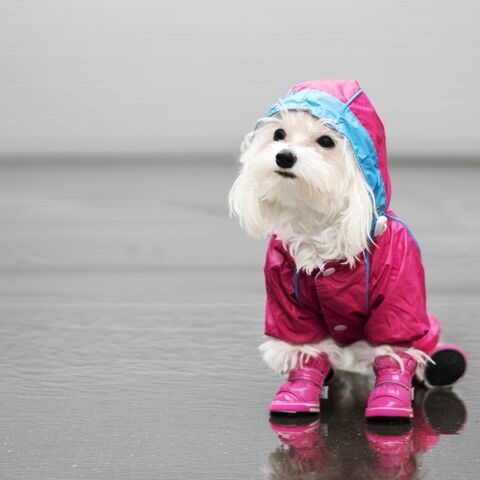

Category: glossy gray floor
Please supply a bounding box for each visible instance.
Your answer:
[0,161,478,479]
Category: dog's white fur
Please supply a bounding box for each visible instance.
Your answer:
[259,337,431,377]
[229,110,430,375]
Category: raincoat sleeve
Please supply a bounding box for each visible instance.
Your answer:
[264,237,327,345]
[364,222,430,346]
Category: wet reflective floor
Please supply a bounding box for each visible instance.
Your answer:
[0,161,478,479]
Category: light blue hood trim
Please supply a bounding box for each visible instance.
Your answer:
[264,88,387,216]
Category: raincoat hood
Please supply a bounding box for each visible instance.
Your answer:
[265,80,391,218]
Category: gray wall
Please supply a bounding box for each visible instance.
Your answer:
[0,0,478,158]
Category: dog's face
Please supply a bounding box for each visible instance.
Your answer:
[230,110,371,237]
[240,110,352,207]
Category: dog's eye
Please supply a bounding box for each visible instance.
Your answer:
[317,135,335,149]
[273,129,286,141]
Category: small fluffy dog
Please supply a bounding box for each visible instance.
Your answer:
[229,80,466,419]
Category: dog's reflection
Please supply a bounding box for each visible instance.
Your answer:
[266,372,466,480]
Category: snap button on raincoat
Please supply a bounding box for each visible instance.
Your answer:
[263,80,439,349]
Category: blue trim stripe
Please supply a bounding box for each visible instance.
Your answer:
[345,88,363,106]
[294,270,301,304]
[265,89,387,217]
[364,249,371,312]
[385,214,421,250]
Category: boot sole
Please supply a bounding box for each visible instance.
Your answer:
[424,346,467,388]
[365,406,413,419]
[269,402,320,414]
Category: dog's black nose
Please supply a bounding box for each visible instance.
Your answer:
[275,150,297,169]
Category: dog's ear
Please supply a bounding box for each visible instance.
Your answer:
[228,165,270,239]
[240,130,256,157]
[229,130,271,238]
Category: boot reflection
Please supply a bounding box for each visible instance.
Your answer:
[269,415,329,473]
[267,372,466,480]
[365,425,415,479]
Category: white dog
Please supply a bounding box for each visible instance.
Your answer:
[228,80,466,418]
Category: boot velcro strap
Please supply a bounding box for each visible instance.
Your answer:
[288,368,326,387]
[376,380,411,391]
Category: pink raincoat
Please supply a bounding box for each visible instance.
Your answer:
[263,80,440,351]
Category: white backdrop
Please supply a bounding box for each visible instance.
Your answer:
[0,0,478,158]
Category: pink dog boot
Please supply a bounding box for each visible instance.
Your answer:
[269,353,330,414]
[423,344,467,388]
[365,354,417,419]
